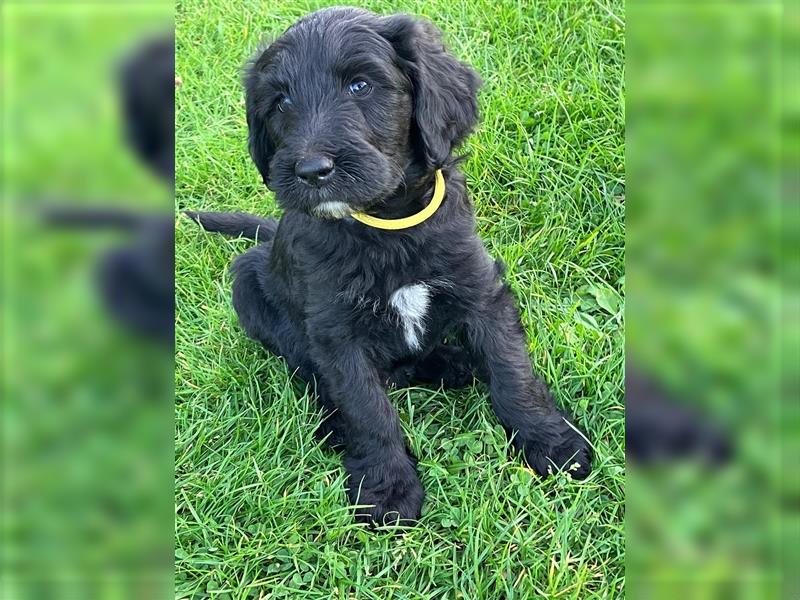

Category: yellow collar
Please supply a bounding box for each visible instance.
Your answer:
[350,170,445,230]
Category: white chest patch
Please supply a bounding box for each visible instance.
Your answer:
[389,283,430,351]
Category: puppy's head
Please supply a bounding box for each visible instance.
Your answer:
[245,8,480,218]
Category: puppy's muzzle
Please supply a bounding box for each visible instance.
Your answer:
[295,154,335,187]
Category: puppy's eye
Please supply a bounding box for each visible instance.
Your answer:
[348,80,372,97]
[276,95,293,112]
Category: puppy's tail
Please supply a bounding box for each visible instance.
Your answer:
[183,211,278,242]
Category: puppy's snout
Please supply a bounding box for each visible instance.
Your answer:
[294,155,335,186]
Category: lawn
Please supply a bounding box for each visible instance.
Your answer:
[175,1,625,598]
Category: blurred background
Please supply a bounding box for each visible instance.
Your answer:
[627,1,797,598]
[2,1,174,598]
[1,0,797,598]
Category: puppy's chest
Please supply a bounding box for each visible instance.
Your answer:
[345,278,454,352]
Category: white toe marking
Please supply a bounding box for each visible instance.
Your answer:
[312,201,351,219]
[389,283,430,351]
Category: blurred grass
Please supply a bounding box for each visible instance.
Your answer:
[626,2,792,598]
[2,3,173,598]
[175,1,624,598]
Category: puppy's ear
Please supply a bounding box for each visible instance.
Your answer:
[378,15,481,168]
[243,47,277,188]
[245,108,274,188]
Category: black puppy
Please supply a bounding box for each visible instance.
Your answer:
[188,7,591,525]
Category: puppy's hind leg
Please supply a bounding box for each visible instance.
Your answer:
[230,244,305,363]
[387,343,477,389]
[231,245,347,448]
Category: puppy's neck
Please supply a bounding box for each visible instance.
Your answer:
[367,165,442,220]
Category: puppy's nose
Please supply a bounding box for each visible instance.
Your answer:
[294,155,335,185]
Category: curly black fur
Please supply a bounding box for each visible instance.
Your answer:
[188,7,591,526]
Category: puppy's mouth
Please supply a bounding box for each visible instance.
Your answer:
[269,148,398,219]
[280,182,385,221]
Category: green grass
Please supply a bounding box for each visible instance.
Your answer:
[175,1,625,598]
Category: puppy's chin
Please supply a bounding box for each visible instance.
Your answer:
[273,183,392,220]
[311,201,352,220]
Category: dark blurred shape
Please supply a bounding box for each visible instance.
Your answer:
[42,206,175,344]
[38,30,176,346]
[626,366,731,465]
[118,33,175,183]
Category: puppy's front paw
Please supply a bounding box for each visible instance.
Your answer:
[344,452,424,526]
[516,413,593,480]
